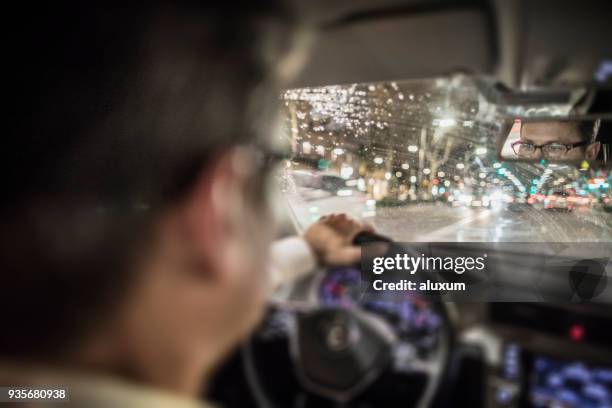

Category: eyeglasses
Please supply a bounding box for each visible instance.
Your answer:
[511,140,589,159]
[244,143,289,203]
[250,143,288,172]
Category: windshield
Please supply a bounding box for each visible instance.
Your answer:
[278,77,612,242]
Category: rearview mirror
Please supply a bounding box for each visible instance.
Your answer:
[498,116,612,165]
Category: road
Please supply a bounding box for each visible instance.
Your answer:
[371,204,612,242]
[288,196,612,242]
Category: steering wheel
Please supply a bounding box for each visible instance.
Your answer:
[243,232,453,408]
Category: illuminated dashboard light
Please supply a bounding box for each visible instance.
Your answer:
[569,324,584,342]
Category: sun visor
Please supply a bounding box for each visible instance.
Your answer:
[290,7,496,88]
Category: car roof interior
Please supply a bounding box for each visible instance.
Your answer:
[288,0,612,89]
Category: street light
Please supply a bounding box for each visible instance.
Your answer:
[436,118,456,127]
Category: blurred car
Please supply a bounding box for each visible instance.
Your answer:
[283,170,376,225]
[544,191,572,211]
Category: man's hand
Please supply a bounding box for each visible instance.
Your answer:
[303,213,374,266]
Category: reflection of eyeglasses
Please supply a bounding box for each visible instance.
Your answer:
[511,140,589,159]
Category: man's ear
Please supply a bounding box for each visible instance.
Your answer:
[179,149,248,275]
[586,142,601,160]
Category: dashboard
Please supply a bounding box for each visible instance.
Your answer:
[299,268,612,407]
[216,226,612,408]
[210,262,612,408]
[526,352,612,407]
[485,303,612,408]
[491,342,612,408]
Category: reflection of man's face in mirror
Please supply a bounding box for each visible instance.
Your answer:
[518,120,601,161]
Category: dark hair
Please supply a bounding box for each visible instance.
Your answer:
[577,119,601,143]
[1,2,299,358]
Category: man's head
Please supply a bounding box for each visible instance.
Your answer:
[1,2,303,395]
[517,119,601,160]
